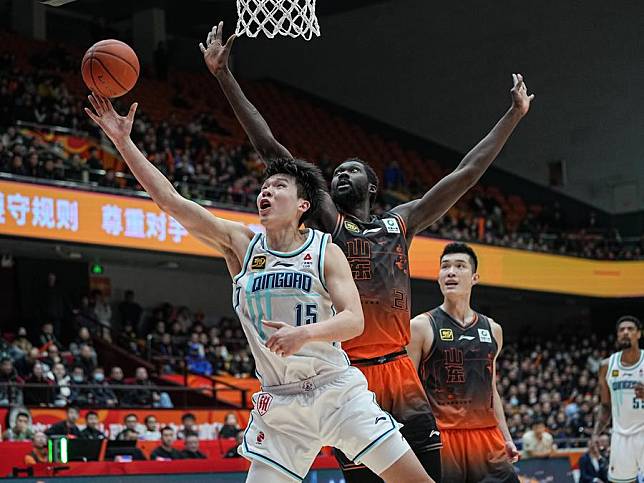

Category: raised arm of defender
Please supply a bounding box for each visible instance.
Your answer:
[84,94,254,275]
[392,74,535,241]
[200,22,339,232]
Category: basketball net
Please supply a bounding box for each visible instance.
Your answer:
[235,0,320,40]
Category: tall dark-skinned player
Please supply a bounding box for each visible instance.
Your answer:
[200,21,534,483]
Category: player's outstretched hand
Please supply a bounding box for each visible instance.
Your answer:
[199,20,236,78]
[510,73,534,117]
[263,320,306,357]
[504,440,520,463]
[636,382,644,399]
[84,93,137,145]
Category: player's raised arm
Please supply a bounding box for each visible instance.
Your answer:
[200,21,293,161]
[392,74,535,240]
[84,94,254,261]
[490,320,520,463]
[408,313,434,370]
[592,358,612,445]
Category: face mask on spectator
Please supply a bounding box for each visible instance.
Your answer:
[94,373,104,382]
[72,375,83,383]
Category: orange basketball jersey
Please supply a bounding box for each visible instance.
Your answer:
[331,212,411,360]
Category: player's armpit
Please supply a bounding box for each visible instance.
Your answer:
[408,314,431,370]
[163,194,254,260]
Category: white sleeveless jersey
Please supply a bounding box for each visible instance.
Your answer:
[233,229,350,388]
[606,350,644,436]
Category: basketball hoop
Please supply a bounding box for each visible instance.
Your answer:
[235,0,320,40]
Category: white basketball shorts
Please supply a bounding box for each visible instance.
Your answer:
[238,366,408,481]
[609,431,644,482]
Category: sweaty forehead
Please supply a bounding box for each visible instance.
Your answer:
[334,161,364,174]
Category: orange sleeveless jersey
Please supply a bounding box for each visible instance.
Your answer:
[331,212,411,359]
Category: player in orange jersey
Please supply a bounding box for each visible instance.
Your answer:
[201,21,533,482]
[408,242,520,483]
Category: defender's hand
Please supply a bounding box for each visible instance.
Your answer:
[505,440,520,463]
[199,21,236,78]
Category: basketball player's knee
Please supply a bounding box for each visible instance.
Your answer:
[246,461,294,483]
[361,432,431,482]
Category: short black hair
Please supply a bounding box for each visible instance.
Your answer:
[181,413,196,422]
[144,415,156,424]
[67,405,80,413]
[16,411,30,420]
[616,315,642,331]
[342,157,379,205]
[124,413,138,421]
[161,426,174,434]
[264,158,327,224]
[0,356,12,364]
[86,411,98,419]
[183,431,199,439]
[440,242,478,272]
[531,417,545,427]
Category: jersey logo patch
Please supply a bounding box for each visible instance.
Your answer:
[459,335,475,341]
[383,218,400,233]
[363,228,382,235]
[612,370,619,377]
[256,393,273,415]
[344,221,360,233]
[274,261,294,268]
[439,329,454,341]
[256,431,265,445]
[302,253,313,269]
[478,328,492,343]
[251,255,266,270]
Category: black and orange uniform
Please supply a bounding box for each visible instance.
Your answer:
[331,212,441,479]
[420,307,518,483]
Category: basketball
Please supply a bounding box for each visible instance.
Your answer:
[81,39,139,98]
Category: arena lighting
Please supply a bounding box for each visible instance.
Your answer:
[40,0,79,6]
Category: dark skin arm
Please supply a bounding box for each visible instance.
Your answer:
[591,359,612,449]
[392,74,534,243]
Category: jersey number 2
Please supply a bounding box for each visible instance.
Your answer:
[295,303,317,326]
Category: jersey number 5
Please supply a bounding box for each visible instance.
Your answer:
[295,303,317,326]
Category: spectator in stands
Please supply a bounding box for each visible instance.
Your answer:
[116,413,140,440]
[15,347,40,379]
[578,434,609,483]
[2,411,34,441]
[126,367,173,408]
[69,365,91,406]
[49,362,71,407]
[80,411,106,440]
[176,306,193,333]
[117,323,141,356]
[150,426,183,460]
[37,322,61,348]
[69,326,95,358]
[90,367,117,406]
[177,413,197,440]
[223,432,243,458]
[100,168,119,188]
[75,344,97,376]
[154,332,179,373]
[181,433,206,459]
[0,356,24,406]
[92,289,112,337]
[140,415,161,440]
[41,272,65,337]
[45,406,82,437]
[522,418,557,458]
[108,366,126,404]
[118,290,142,329]
[218,413,241,439]
[10,327,32,359]
[24,431,48,465]
[41,344,62,369]
[186,332,212,376]
[23,362,54,406]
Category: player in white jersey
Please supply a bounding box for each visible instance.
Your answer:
[593,316,644,483]
[85,94,433,483]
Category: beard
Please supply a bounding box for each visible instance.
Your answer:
[332,185,366,212]
[616,338,632,350]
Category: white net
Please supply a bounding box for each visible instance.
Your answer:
[235,0,320,40]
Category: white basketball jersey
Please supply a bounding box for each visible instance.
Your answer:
[606,350,644,436]
[233,229,350,388]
